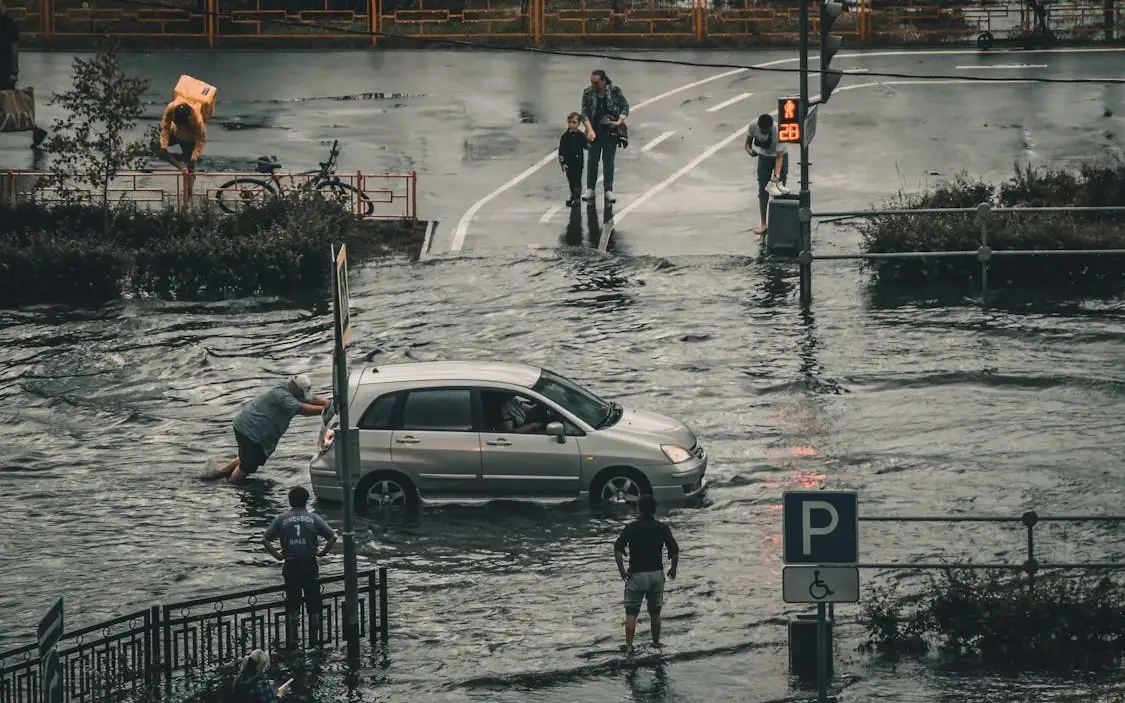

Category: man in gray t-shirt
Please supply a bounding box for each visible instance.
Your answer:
[217,374,329,483]
[264,486,337,648]
[744,113,790,234]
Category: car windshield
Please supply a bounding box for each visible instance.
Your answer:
[532,369,613,428]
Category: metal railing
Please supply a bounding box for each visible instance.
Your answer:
[0,170,419,225]
[857,511,1125,582]
[4,0,1120,46]
[807,202,1125,301]
[0,568,390,703]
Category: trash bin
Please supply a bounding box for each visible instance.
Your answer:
[766,193,802,256]
[788,613,833,681]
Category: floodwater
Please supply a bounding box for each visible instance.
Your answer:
[3,48,1125,702]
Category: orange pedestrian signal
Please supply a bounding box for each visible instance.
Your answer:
[777,96,801,144]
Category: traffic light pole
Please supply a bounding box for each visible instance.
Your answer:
[797,0,813,307]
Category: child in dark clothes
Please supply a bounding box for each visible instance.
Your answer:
[558,112,588,207]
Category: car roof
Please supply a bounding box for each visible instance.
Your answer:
[356,360,543,388]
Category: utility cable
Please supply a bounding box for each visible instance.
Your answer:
[103,0,1125,85]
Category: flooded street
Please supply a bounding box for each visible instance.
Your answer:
[2,47,1125,701]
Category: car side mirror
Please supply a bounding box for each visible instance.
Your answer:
[545,421,566,443]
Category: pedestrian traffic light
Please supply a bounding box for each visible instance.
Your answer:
[777,97,801,143]
[819,0,848,103]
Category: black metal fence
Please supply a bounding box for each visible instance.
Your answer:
[0,568,389,703]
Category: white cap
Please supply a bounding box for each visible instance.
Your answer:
[290,374,313,401]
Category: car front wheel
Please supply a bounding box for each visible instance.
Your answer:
[591,468,652,506]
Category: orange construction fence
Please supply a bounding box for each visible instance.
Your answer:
[5,0,1121,46]
[0,169,419,225]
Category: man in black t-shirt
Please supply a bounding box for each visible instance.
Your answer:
[0,5,48,148]
[613,494,680,655]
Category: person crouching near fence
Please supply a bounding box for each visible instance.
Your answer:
[232,649,292,702]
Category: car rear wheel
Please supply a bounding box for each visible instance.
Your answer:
[591,468,652,506]
[356,471,419,518]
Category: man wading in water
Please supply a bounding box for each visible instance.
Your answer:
[613,494,680,655]
[217,374,328,482]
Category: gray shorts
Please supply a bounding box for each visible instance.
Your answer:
[623,570,665,614]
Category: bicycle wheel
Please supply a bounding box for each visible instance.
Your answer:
[318,180,374,217]
[215,178,277,215]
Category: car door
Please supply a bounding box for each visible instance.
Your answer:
[352,391,400,481]
[389,387,483,499]
[478,389,583,499]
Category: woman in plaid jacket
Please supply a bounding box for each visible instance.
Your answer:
[579,69,630,205]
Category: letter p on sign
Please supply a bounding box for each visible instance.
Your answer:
[802,500,838,555]
[782,491,859,565]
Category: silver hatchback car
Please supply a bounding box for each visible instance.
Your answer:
[308,360,707,514]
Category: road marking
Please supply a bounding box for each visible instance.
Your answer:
[539,203,563,223]
[451,58,808,251]
[955,63,1048,69]
[421,219,438,256]
[597,78,1038,251]
[842,68,869,73]
[641,130,676,153]
[453,45,1125,253]
[706,92,754,113]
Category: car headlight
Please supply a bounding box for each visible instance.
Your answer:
[661,444,692,464]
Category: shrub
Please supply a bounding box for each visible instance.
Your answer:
[0,195,424,307]
[859,567,1125,672]
[856,162,1125,289]
[43,42,159,236]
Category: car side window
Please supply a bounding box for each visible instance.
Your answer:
[357,393,397,430]
[399,389,473,432]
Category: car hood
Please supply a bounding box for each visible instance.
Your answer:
[609,407,698,448]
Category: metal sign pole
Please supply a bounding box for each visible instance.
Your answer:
[816,601,828,703]
[797,0,813,307]
[332,244,360,663]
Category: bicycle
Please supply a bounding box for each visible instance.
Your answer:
[214,139,374,216]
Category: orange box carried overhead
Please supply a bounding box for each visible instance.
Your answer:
[173,75,217,123]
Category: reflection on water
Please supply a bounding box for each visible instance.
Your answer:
[2,253,1125,703]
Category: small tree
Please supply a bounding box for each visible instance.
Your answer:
[44,42,159,233]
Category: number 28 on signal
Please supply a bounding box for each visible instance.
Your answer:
[778,122,801,143]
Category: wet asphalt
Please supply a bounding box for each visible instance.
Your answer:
[4,47,1124,258]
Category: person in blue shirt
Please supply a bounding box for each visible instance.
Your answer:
[216,374,329,483]
[264,486,337,649]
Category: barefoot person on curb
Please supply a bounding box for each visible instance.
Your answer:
[745,112,790,234]
[217,374,328,483]
[614,494,679,656]
[0,1,48,149]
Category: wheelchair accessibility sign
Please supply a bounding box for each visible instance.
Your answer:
[782,566,860,604]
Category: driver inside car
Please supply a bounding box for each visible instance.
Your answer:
[500,395,547,434]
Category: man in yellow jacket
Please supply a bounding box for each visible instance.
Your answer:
[158,102,206,199]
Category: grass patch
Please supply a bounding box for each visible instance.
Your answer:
[860,567,1125,672]
[0,195,425,307]
[857,162,1125,289]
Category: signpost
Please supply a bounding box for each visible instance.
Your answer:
[38,597,63,703]
[782,491,859,703]
[804,104,819,147]
[331,243,359,662]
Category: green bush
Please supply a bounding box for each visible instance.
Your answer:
[857,162,1125,288]
[860,567,1125,672]
[0,196,424,307]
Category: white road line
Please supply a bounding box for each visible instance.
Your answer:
[597,77,1040,251]
[539,203,563,224]
[453,45,1125,253]
[641,130,676,153]
[706,92,754,113]
[955,63,1048,69]
[421,219,438,256]
[451,58,807,251]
